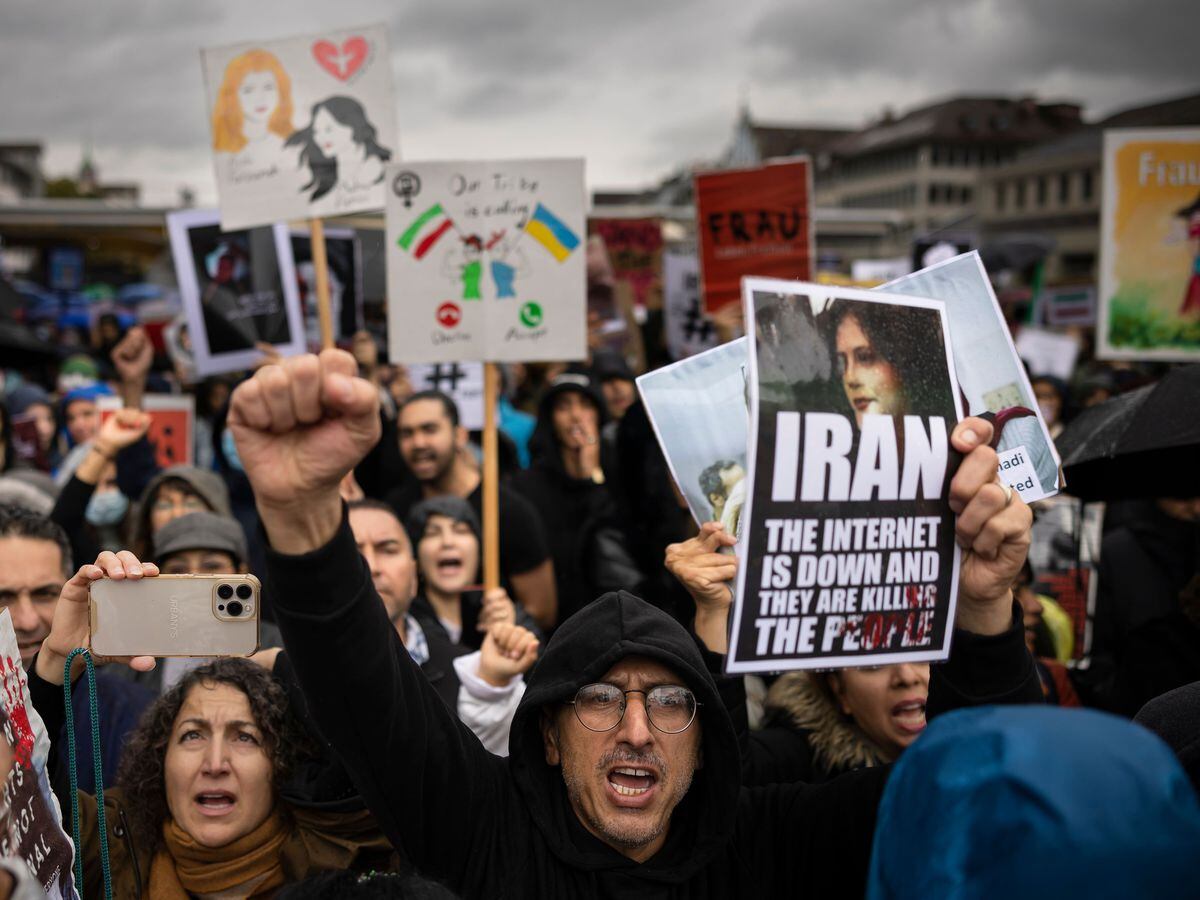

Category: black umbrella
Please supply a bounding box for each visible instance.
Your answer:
[0,318,60,368]
[1057,365,1200,501]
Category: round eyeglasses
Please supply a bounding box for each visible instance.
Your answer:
[566,683,700,734]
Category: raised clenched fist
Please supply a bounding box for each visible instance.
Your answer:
[229,350,380,515]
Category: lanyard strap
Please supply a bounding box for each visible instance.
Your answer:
[63,648,113,900]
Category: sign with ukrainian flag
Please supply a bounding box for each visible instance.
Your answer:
[385,158,587,362]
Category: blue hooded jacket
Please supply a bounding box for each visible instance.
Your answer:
[868,706,1200,899]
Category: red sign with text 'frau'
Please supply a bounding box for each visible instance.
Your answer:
[695,158,814,313]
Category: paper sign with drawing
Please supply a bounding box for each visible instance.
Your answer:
[385,159,587,363]
[202,24,397,230]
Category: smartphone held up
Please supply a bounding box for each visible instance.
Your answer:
[89,574,260,658]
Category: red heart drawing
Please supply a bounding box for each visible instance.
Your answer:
[312,36,368,81]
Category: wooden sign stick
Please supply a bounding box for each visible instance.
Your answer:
[309,218,335,350]
[482,362,501,592]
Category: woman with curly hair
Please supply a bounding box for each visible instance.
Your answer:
[824,298,957,430]
[28,549,394,899]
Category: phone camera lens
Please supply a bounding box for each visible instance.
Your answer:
[235,584,253,600]
[226,600,244,618]
[217,584,234,600]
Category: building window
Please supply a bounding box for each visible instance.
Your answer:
[1082,169,1095,202]
[1015,181,1027,210]
[961,186,973,204]
[1058,173,1071,205]
[928,184,938,205]
[996,182,1007,212]
[1036,176,1048,207]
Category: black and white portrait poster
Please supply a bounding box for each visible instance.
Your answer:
[291,226,363,346]
[726,278,964,673]
[167,208,305,377]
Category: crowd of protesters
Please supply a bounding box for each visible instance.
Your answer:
[0,285,1197,899]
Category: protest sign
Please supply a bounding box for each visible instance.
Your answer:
[1041,284,1096,327]
[637,338,749,532]
[406,362,485,430]
[1100,128,1200,361]
[1014,327,1081,381]
[727,279,963,673]
[201,25,397,231]
[882,252,1062,503]
[98,394,194,469]
[851,257,911,286]
[588,218,664,310]
[385,158,587,363]
[0,611,77,898]
[911,237,971,273]
[695,158,814,313]
[291,227,363,346]
[663,250,719,359]
[8,416,48,472]
[167,209,305,377]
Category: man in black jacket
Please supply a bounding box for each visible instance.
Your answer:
[230,350,1038,898]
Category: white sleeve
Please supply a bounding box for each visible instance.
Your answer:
[453,651,526,757]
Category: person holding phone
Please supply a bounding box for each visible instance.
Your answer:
[25,549,397,898]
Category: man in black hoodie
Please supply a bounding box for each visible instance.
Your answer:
[230,350,1038,899]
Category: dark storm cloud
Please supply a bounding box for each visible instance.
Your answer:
[749,0,1197,110]
[0,0,1192,202]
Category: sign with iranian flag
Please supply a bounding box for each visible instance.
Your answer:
[384,159,587,363]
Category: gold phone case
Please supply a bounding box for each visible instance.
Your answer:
[89,574,260,658]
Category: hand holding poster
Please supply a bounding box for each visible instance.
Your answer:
[202,25,397,230]
[694,158,814,313]
[881,252,1062,503]
[385,159,587,363]
[727,279,963,673]
[167,209,305,377]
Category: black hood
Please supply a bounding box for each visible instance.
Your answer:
[508,590,741,882]
[528,371,609,472]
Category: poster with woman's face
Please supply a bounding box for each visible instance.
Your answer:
[202,24,397,230]
[636,338,750,534]
[727,279,963,674]
[167,208,305,376]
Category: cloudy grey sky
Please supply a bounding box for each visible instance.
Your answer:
[2,0,1195,206]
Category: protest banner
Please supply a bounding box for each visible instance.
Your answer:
[98,394,195,469]
[0,612,77,898]
[8,416,48,471]
[851,257,911,286]
[1040,284,1096,327]
[1100,127,1200,361]
[406,362,486,430]
[291,227,363,346]
[911,237,972,273]
[695,158,814,313]
[385,158,587,364]
[167,209,305,377]
[386,158,587,590]
[637,338,749,532]
[727,279,963,673]
[201,25,396,231]
[882,252,1062,503]
[1015,327,1081,381]
[663,250,719,359]
[588,218,664,310]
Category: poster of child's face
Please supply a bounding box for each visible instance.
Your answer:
[167,208,305,376]
[202,25,397,230]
